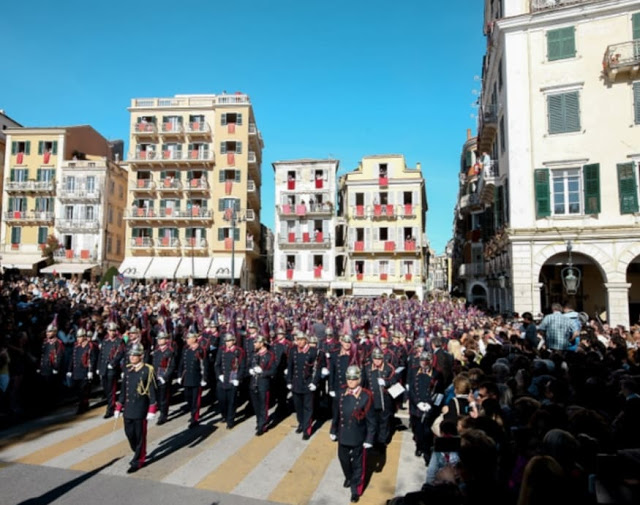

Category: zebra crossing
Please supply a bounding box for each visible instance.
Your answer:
[0,404,427,505]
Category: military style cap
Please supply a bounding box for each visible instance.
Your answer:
[420,351,432,362]
[224,333,236,342]
[157,331,168,340]
[248,321,257,329]
[414,338,426,348]
[276,327,286,335]
[47,324,57,332]
[129,326,139,334]
[255,335,267,344]
[309,336,318,344]
[107,322,118,331]
[346,365,361,380]
[76,328,86,337]
[296,331,308,340]
[340,334,352,343]
[129,343,144,356]
[379,336,389,344]
[325,327,334,335]
[372,347,384,359]
[185,331,198,340]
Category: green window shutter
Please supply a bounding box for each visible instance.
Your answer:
[219,170,225,182]
[234,228,240,241]
[188,143,193,151]
[160,171,166,179]
[237,113,243,125]
[633,12,640,40]
[547,27,575,61]
[583,163,601,214]
[220,142,227,154]
[218,199,224,211]
[11,142,17,155]
[8,198,14,211]
[25,141,30,155]
[11,227,21,244]
[465,150,472,167]
[235,170,241,182]
[38,227,48,244]
[221,113,227,126]
[548,92,580,134]
[534,168,551,218]
[38,141,44,155]
[218,228,224,241]
[10,169,15,182]
[617,162,639,214]
[35,198,40,212]
[236,141,242,154]
[634,82,640,125]
[37,169,41,181]
[52,141,58,155]
[564,91,580,132]
[160,200,166,209]
[548,94,564,133]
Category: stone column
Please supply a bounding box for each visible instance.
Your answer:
[605,282,631,327]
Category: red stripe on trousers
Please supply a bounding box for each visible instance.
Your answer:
[111,380,117,408]
[195,387,202,421]
[357,447,366,496]
[139,419,147,467]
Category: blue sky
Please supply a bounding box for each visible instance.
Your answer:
[1,0,485,253]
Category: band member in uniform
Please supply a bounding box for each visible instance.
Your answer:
[177,331,208,428]
[329,365,375,503]
[115,343,157,474]
[329,334,360,400]
[97,321,125,418]
[215,332,246,429]
[248,335,275,435]
[408,351,433,457]
[362,347,396,449]
[38,323,64,410]
[66,328,98,414]
[151,331,176,425]
[272,327,292,418]
[287,332,319,440]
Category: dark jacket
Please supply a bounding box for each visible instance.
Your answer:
[287,345,320,394]
[179,345,208,387]
[331,386,376,447]
[40,338,64,377]
[117,363,157,419]
[214,345,246,390]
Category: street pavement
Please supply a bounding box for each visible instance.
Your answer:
[0,401,426,505]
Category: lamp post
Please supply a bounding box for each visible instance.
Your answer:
[561,240,581,295]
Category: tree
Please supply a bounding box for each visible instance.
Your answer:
[42,234,62,259]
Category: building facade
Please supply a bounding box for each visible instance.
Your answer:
[0,111,22,220]
[1,125,122,276]
[340,155,428,299]
[120,93,264,288]
[455,0,640,325]
[273,159,339,294]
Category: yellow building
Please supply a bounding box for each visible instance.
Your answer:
[0,111,23,231]
[1,125,124,275]
[121,93,264,288]
[340,154,428,299]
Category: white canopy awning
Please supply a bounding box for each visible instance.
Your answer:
[209,257,244,279]
[352,287,392,297]
[41,263,97,274]
[175,257,212,279]
[146,257,182,279]
[0,253,46,270]
[118,257,153,279]
[331,281,352,289]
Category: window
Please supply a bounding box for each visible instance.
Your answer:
[617,162,639,214]
[9,169,28,182]
[547,26,576,61]
[86,176,95,192]
[107,237,112,253]
[38,227,48,245]
[552,169,581,215]
[86,206,94,220]
[547,91,580,134]
[220,141,242,153]
[379,163,388,177]
[534,164,600,218]
[498,58,503,90]
[218,198,241,211]
[314,254,324,268]
[286,255,296,270]
[499,116,506,153]
[119,185,124,198]
[65,206,74,220]
[221,112,243,125]
[380,227,388,241]
[11,227,21,245]
[217,228,240,240]
[37,141,58,155]
[8,197,27,211]
[36,197,53,212]
[219,169,241,182]
[37,169,54,181]
[108,207,113,224]
[116,238,121,255]
[109,181,115,194]
[66,176,76,191]
[11,141,30,155]
[634,82,640,125]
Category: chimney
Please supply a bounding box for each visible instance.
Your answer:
[466,129,472,140]
[416,162,421,171]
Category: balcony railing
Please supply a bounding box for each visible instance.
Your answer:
[278,233,332,248]
[603,40,640,79]
[187,178,209,190]
[182,237,208,249]
[53,249,97,262]
[58,188,102,200]
[160,123,184,135]
[56,219,100,232]
[125,208,213,220]
[157,179,183,191]
[187,150,214,161]
[248,151,257,163]
[4,211,54,222]
[530,0,594,12]
[131,94,250,109]
[5,180,56,192]
[185,122,210,135]
[133,123,157,135]
[156,237,181,248]
[130,237,154,248]
[133,179,156,191]
[458,263,485,278]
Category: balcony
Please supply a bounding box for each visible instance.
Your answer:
[5,180,56,194]
[245,208,256,222]
[160,123,184,136]
[56,219,100,232]
[156,178,183,192]
[53,249,97,262]
[130,237,154,249]
[133,122,157,136]
[247,179,259,203]
[530,0,595,12]
[245,237,258,253]
[125,208,213,222]
[182,237,208,251]
[278,233,332,249]
[248,123,264,147]
[58,187,102,201]
[458,263,485,278]
[187,178,209,192]
[248,151,257,164]
[185,121,211,136]
[476,160,500,198]
[4,211,54,223]
[459,193,481,211]
[372,204,396,220]
[478,103,499,152]
[156,237,181,249]
[603,41,640,81]
[132,179,156,192]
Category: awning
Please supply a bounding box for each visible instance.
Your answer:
[175,257,212,279]
[209,257,244,279]
[118,257,153,279]
[146,257,182,279]
[352,287,392,297]
[41,263,97,274]
[0,253,46,270]
[331,281,352,289]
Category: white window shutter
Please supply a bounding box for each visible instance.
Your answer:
[365,192,371,206]
[322,219,329,235]
[389,261,396,276]
[364,260,370,276]
[280,254,287,271]
[374,261,380,275]
[412,190,418,206]
[365,227,371,249]
[350,260,356,275]
[413,227,419,245]
[374,227,379,241]
[308,255,314,271]
[349,228,355,243]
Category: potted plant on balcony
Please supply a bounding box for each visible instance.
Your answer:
[42,235,62,260]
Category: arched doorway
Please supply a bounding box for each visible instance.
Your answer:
[470,283,487,309]
[626,254,640,326]
[538,251,605,316]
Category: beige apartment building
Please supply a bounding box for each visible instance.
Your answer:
[120,93,264,288]
[339,155,428,299]
[1,125,125,277]
[0,111,22,219]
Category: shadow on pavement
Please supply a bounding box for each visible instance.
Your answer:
[146,424,215,464]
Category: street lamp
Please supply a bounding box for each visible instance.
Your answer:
[223,206,246,287]
[561,240,581,295]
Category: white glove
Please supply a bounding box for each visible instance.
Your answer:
[107,363,113,370]
[52,369,58,375]
[158,376,165,385]
[120,372,124,379]
[254,366,262,374]
[377,378,386,386]
[146,412,156,421]
[176,377,182,385]
[308,383,317,391]
[330,433,337,441]
[218,374,224,382]
[96,370,100,376]
[325,352,331,359]
[329,391,336,397]
[114,410,121,419]
[363,442,373,449]
[287,383,292,390]
[66,372,72,378]
[231,379,239,387]
[417,402,430,412]
[37,369,41,374]
[200,380,207,387]
[321,367,330,377]
[87,372,93,380]
[249,369,255,376]
[209,345,216,351]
